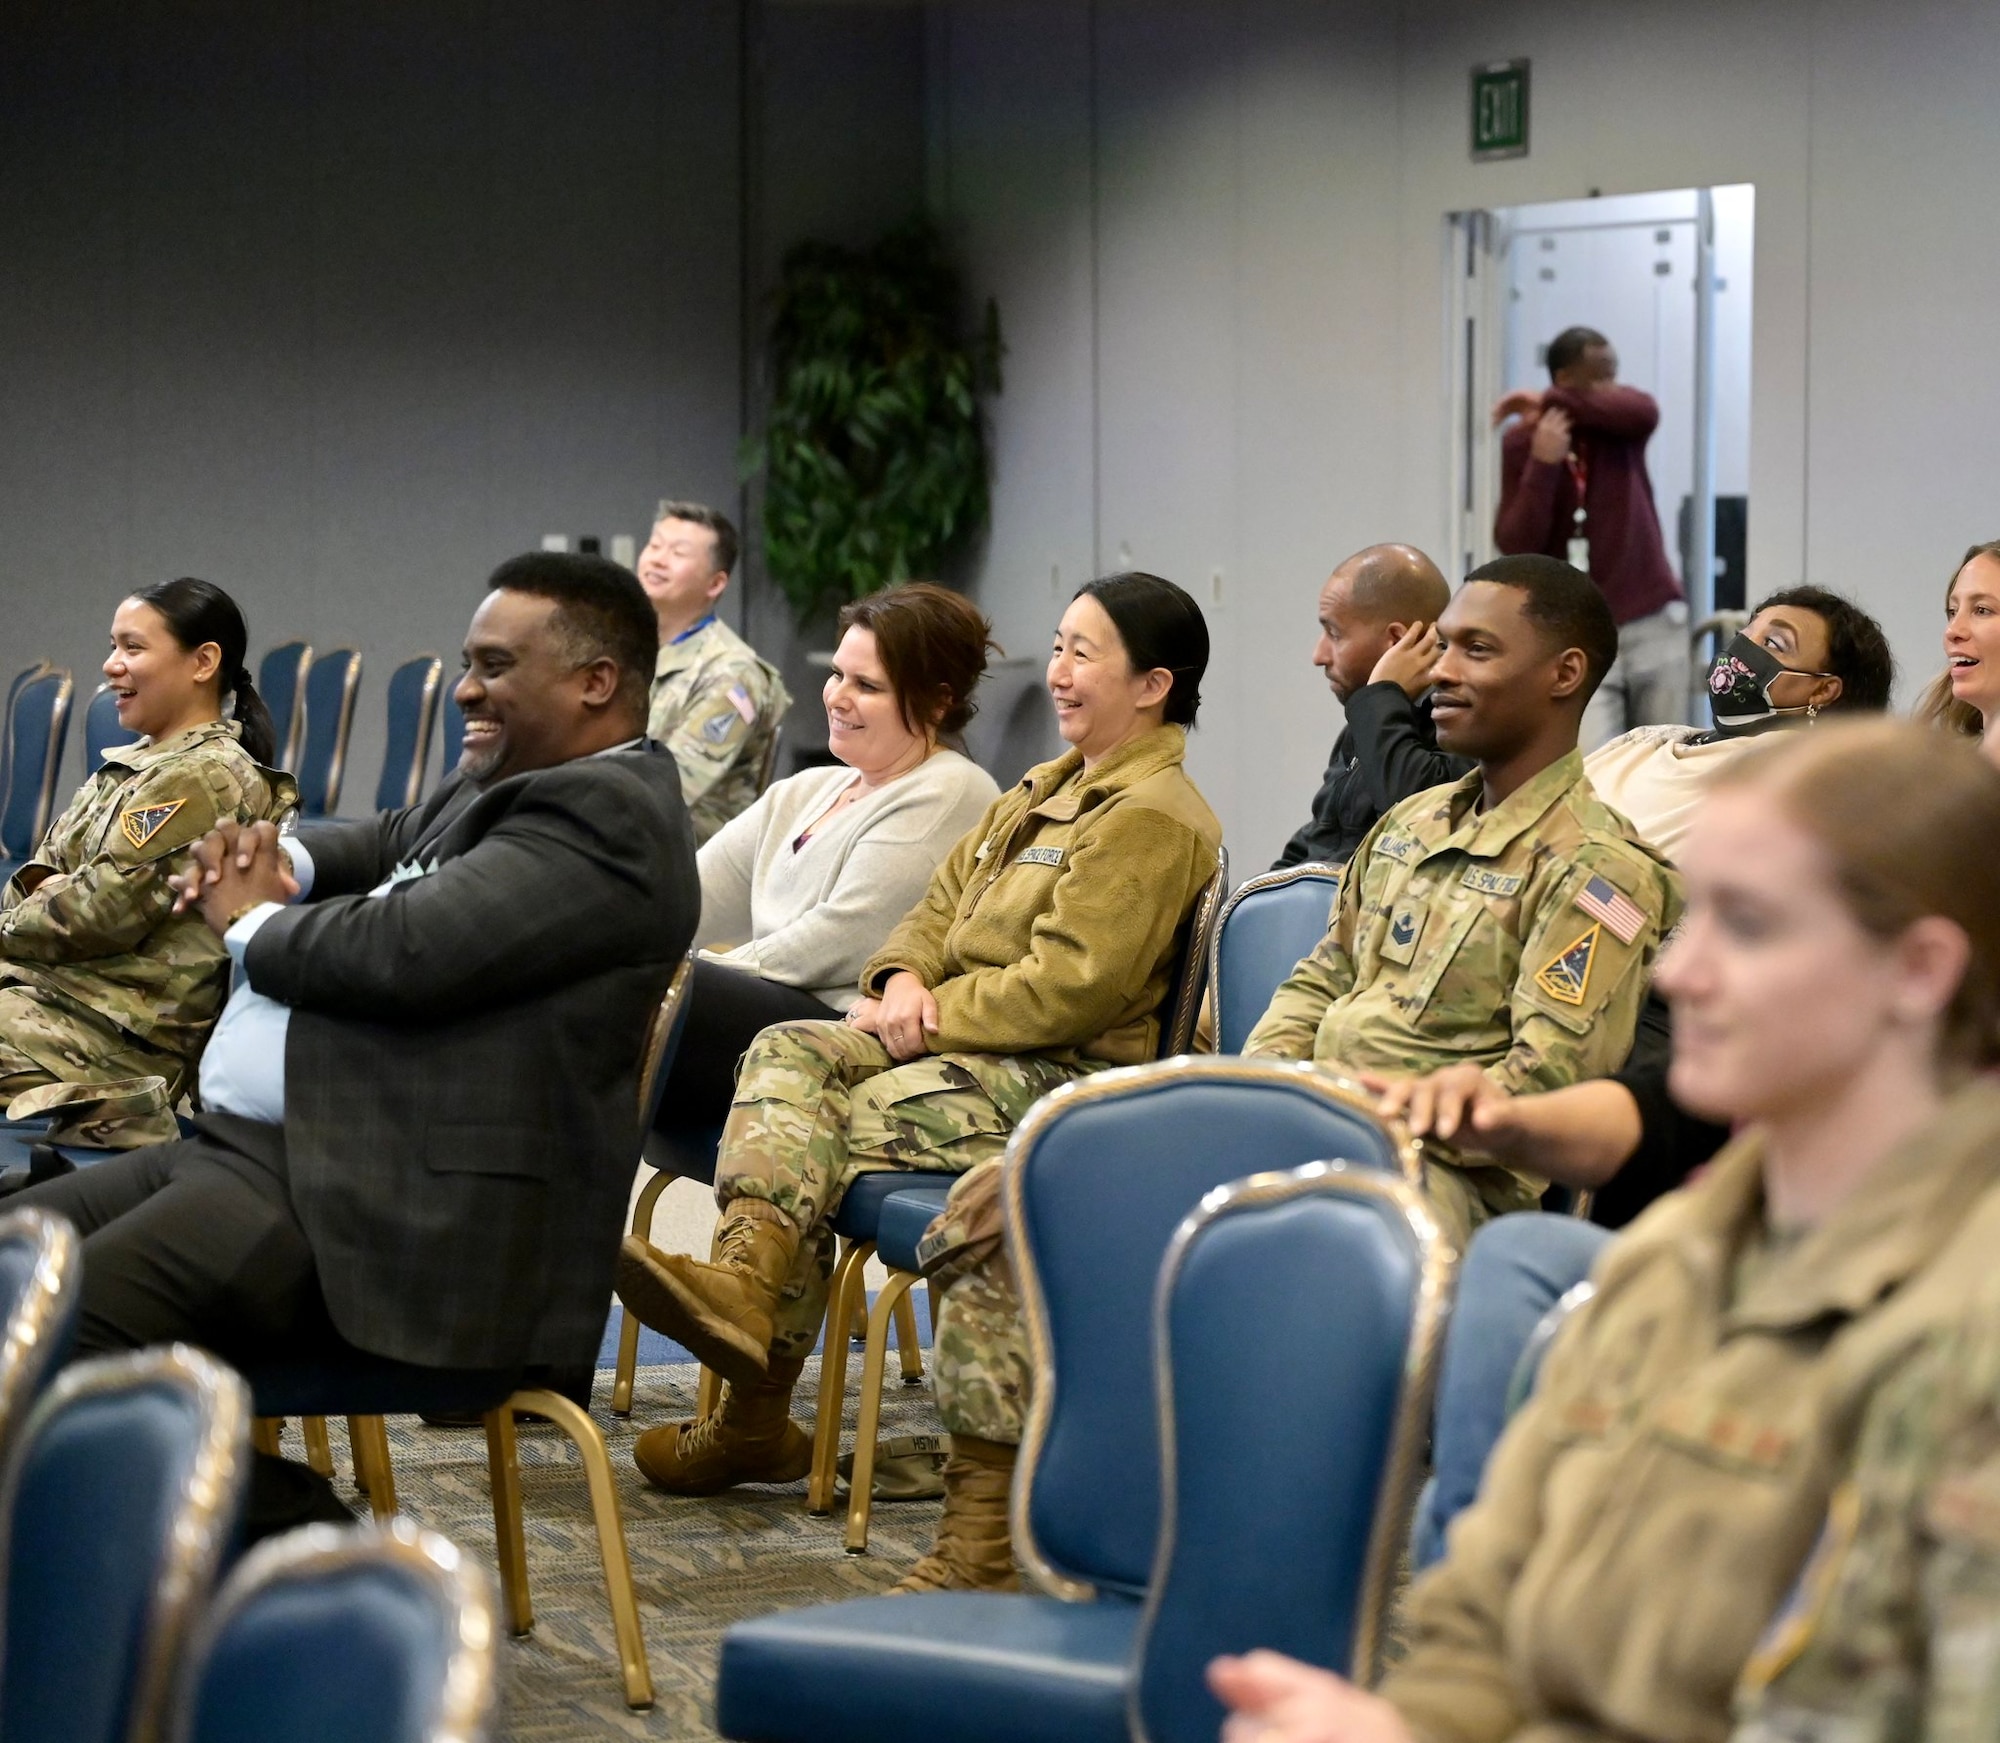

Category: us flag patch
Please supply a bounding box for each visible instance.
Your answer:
[120,799,185,850]
[1574,874,1645,944]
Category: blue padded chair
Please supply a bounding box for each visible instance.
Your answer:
[0,1207,82,1445]
[714,1056,1424,1743]
[374,656,443,814]
[295,649,363,817]
[807,852,1231,1537]
[436,688,465,791]
[257,642,313,774]
[251,957,695,1714]
[0,665,74,881]
[1132,1164,1450,1740]
[172,1517,496,1743]
[0,1345,249,1743]
[1209,863,1340,1054]
[82,681,129,775]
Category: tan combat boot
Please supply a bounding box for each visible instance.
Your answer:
[631,1352,813,1495]
[615,1198,800,1389]
[889,1434,1022,1593]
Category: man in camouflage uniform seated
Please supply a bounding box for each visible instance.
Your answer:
[638,501,789,843]
[914,554,1681,1590]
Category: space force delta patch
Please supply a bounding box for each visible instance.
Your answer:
[1534,924,1600,1006]
[120,799,186,850]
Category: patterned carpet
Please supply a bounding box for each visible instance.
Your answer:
[313,1349,946,1742]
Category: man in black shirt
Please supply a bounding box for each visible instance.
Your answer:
[1274,543,1475,869]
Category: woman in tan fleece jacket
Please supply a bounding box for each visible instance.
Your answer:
[617,573,1222,1506]
[1210,720,2000,1743]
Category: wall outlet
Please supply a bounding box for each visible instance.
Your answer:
[611,533,636,568]
[540,533,569,553]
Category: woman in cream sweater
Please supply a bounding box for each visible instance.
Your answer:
[657,582,1000,1131]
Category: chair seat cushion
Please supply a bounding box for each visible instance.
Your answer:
[717,1591,1137,1743]
[830,1169,961,1242]
[874,1187,952,1275]
[244,1348,520,1419]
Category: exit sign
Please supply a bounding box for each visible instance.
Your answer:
[1471,59,1530,161]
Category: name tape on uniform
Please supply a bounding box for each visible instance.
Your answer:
[1015,845,1065,867]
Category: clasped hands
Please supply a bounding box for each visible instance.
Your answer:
[168,819,299,938]
[847,970,938,1063]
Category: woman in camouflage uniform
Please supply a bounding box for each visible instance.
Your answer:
[0,579,296,1148]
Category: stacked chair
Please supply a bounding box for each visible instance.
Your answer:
[170,1518,495,1743]
[714,1066,1450,1743]
[295,649,363,817]
[258,642,313,774]
[374,656,443,813]
[0,662,74,883]
[437,689,465,791]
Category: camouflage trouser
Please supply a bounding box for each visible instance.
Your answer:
[926,1154,1543,1449]
[717,1020,1086,1364]
[930,1159,1033,1444]
[0,985,185,1147]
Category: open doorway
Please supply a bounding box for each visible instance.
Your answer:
[1446,186,1754,726]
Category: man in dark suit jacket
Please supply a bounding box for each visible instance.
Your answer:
[17,554,698,1393]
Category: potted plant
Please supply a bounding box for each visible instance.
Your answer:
[743,218,1002,624]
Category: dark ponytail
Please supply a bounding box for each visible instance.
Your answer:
[130,577,279,766]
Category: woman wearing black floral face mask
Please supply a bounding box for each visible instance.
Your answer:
[1583,585,1893,859]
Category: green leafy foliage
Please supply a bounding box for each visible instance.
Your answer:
[742,218,1002,623]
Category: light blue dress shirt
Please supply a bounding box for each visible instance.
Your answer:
[197,838,320,1125]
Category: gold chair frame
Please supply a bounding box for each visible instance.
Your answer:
[1204,861,1339,1051]
[1132,1160,1454,1711]
[262,955,695,1712]
[259,642,314,775]
[833,859,1233,1553]
[384,655,444,811]
[3,663,74,856]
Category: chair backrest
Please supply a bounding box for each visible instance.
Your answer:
[0,1345,249,1743]
[1156,853,1229,1058]
[0,667,74,860]
[83,682,129,774]
[1210,864,1341,1055]
[1505,1280,1597,1419]
[637,949,697,1130]
[257,642,313,773]
[171,1518,496,1743]
[1007,1057,1419,1601]
[436,689,465,792]
[374,656,443,813]
[1132,1165,1452,1742]
[0,1209,82,1461]
[296,649,363,817]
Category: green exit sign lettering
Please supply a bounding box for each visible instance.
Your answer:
[1471,59,1530,161]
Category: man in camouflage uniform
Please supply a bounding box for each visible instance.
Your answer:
[1245,554,1681,1248]
[638,501,790,843]
[0,720,295,1148]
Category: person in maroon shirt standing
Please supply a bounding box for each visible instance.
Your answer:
[1493,326,1688,748]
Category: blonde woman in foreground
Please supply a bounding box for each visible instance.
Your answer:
[1212,718,2000,1743]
